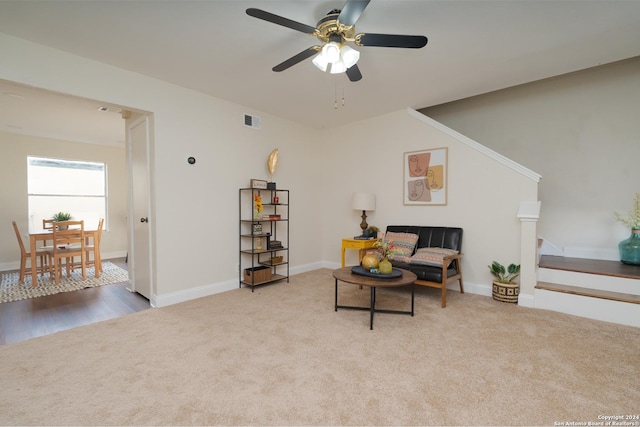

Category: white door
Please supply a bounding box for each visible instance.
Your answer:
[127,116,152,300]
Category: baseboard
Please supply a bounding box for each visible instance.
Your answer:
[0,261,18,272]
[153,279,238,307]
[462,281,492,298]
[152,261,325,308]
[100,250,128,260]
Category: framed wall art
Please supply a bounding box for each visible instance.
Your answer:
[403,147,448,206]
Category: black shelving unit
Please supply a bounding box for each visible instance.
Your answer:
[239,188,289,291]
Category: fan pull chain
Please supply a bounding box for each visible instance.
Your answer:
[334,82,345,110]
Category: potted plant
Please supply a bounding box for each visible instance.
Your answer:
[52,212,72,222]
[488,261,520,303]
[364,225,380,238]
[51,212,72,230]
[614,193,640,265]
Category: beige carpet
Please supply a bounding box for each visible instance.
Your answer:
[0,261,128,303]
[1,268,638,426]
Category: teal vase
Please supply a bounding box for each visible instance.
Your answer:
[619,228,640,265]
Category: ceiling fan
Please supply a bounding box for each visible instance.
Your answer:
[246,0,428,82]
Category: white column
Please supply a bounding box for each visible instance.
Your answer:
[517,201,541,306]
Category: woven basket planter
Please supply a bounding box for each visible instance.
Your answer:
[492,280,519,303]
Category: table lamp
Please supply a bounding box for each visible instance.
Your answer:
[352,192,376,233]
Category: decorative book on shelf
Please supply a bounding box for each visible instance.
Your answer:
[268,240,283,250]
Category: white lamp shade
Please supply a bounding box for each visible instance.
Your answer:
[329,60,347,74]
[314,43,359,74]
[340,45,360,68]
[322,42,341,63]
[352,192,376,211]
[312,54,329,72]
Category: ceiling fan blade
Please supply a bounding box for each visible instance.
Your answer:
[337,0,371,27]
[246,8,317,34]
[356,33,428,48]
[346,64,362,82]
[272,47,320,72]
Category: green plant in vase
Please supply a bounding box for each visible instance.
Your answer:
[614,193,640,265]
[488,261,520,284]
[51,212,72,222]
[51,211,72,230]
[488,261,520,303]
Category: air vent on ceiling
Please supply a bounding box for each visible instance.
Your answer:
[244,114,261,130]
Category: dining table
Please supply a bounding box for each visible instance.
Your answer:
[29,228,101,286]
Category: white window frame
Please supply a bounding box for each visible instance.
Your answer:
[27,156,107,231]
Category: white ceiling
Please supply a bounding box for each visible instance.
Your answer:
[1,0,640,145]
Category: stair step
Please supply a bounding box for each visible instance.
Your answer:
[536,281,640,305]
[539,255,640,279]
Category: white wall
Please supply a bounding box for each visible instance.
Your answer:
[420,57,640,260]
[319,109,539,296]
[0,33,324,305]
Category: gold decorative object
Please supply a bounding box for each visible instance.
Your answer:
[361,252,379,270]
[267,148,279,183]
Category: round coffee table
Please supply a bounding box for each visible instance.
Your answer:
[332,267,417,330]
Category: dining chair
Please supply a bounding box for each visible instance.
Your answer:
[11,221,52,284]
[84,218,104,276]
[40,218,55,249]
[49,220,86,285]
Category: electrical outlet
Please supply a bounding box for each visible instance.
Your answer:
[235,263,240,273]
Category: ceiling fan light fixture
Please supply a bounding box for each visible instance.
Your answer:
[329,60,347,74]
[340,45,360,68]
[247,2,429,82]
[312,54,329,72]
[322,42,341,64]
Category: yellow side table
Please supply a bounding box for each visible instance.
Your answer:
[341,238,379,267]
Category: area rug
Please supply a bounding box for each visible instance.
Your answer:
[0,261,128,303]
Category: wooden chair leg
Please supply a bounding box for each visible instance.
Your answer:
[441,286,447,308]
[19,255,26,284]
[80,253,86,281]
[53,259,60,285]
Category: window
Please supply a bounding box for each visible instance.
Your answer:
[27,156,107,231]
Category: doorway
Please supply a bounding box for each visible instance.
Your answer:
[0,79,154,302]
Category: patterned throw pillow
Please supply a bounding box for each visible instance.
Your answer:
[388,254,413,264]
[384,232,419,262]
[409,247,458,267]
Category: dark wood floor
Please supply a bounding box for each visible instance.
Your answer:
[0,257,150,345]
[539,255,640,279]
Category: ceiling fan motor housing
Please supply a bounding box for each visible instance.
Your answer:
[315,11,355,45]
